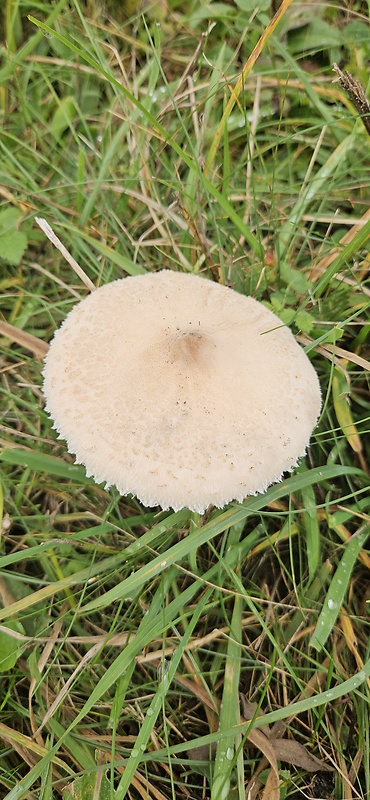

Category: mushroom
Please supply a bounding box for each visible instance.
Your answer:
[43,270,321,513]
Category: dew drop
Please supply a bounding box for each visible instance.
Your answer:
[147,708,154,716]
[328,599,337,610]
[131,749,139,758]
[226,747,233,760]
[140,744,146,752]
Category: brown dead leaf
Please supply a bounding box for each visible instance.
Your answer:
[177,674,280,798]
[182,676,334,799]
[271,738,334,773]
[262,767,280,800]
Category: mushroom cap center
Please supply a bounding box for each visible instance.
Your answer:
[164,328,212,368]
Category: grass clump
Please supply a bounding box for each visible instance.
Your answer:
[0,1,370,799]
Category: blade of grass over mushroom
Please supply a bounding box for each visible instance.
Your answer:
[27,16,263,257]
[81,464,365,614]
[309,524,370,652]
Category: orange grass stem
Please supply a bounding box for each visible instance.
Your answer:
[204,0,295,176]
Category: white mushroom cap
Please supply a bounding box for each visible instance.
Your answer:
[43,270,321,513]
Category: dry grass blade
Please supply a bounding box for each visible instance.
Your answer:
[297,334,370,373]
[29,612,66,743]
[0,722,72,776]
[205,0,295,174]
[35,217,96,292]
[34,641,108,737]
[0,320,49,359]
[308,207,370,281]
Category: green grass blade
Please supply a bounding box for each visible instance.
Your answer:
[0,448,95,484]
[82,464,366,613]
[309,523,370,651]
[114,590,212,800]
[313,217,370,297]
[27,16,263,257]
[212,593,243,800]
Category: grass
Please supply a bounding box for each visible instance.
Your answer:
[0,1,370,798]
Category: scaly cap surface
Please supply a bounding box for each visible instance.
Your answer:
[43,270,321,512]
